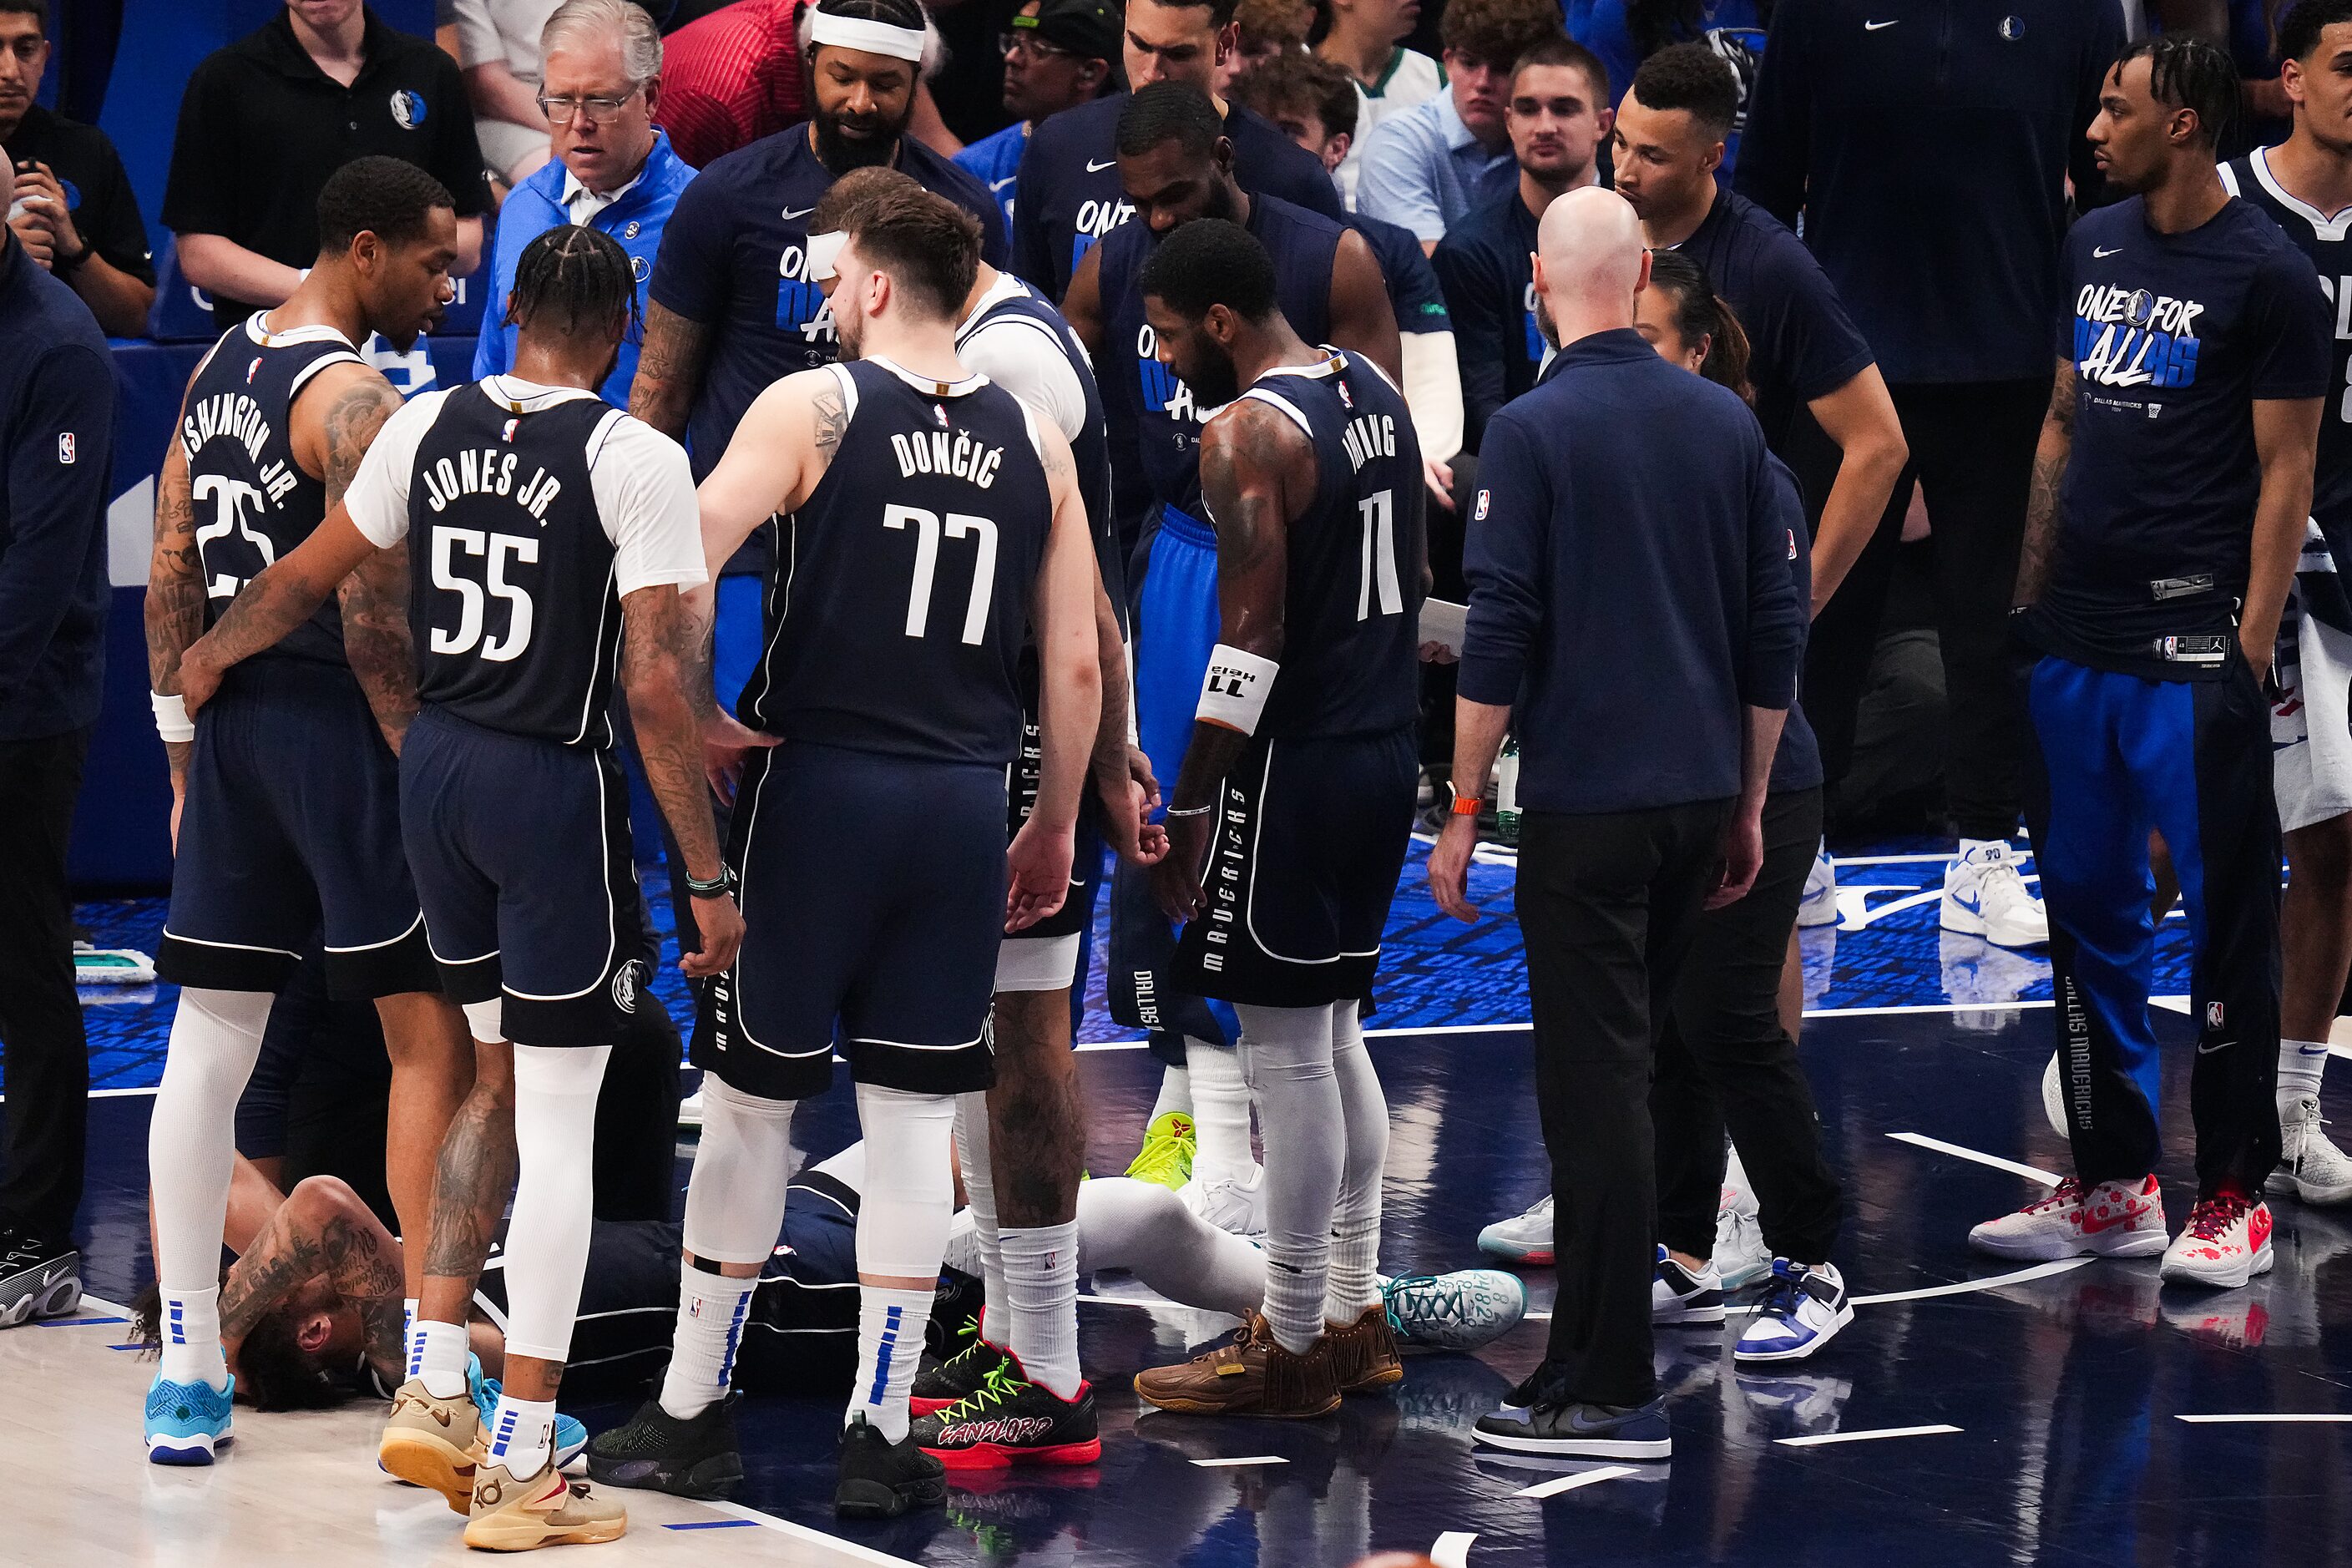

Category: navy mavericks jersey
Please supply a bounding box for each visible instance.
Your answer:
[1097,195,1342,530]
[1227,350,1426,738]
[2224,148,2352,632]
[406,385,625,746]
[2022,195,2330,681]
[182,315,365,665]
[1010,94,1344,300]
[742,359,1052,765]
[648,127,1009,478]
[1431,189,1542,453]
[954,275,1125,628]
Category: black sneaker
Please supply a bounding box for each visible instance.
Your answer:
[0,1226,81,1328]
[584,1393,744,1498]
[913,1358,1101,1469]
[910,1318,1009,1417]
[1473,1393,1671,1460]
[835,1414,947,1519]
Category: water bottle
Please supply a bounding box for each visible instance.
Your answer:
[1495,737,1520,847]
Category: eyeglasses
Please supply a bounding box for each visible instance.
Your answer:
[1000,29,1079,59]
[538,85,645,124]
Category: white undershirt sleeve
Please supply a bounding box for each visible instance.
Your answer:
[342,390,447,549]
[590,414,710,597]
[959,317,1090,443]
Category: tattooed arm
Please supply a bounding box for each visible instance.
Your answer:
[175,510,382,715]
[312,372,420,754]
[2011,358,2078,609]
[219,1176,407,1383]
[622,584,744,975]
[630,301,714,442]
[147,418,206,811]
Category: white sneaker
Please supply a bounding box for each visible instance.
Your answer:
[2269,1095,2352,1206]
[2160,1195,2274,1287]
[1652,1247,1726,1324]
[1477,1196,1555,1265]
[2041,1054,2068,1137]
[1940,840,2049,948]
[1713,1201,1773,1291]
[1380,1269,1528,1350]
[1968,1175,2168,1261]
[1733,1260,1853,1363]
[1798,840,1839,928]
[1179,1166,1267,1242]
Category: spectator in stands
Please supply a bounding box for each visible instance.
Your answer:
[1434,36,1611,447]
[1355,0,1562,250]
[1737,0,2124,948]
[473,0,692,402]
[0,217,114,1296]
[955,0,1122,229]
[163,0,489,326]
[450,0,563,185]
[1314,0,1444,205]
[1569,0,1767,175]
[1228,0,1314,83]
[0,0,154,335]
[651,0,804,169]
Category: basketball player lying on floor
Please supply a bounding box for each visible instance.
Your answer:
[133,1144,1525,1479]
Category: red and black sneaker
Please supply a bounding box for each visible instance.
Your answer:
[911,1313,1010,1418]
[913,1358,1101,1469]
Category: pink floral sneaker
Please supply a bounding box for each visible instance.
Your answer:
[2158,1193,2274,1288]
[1967,1175,2169,1262]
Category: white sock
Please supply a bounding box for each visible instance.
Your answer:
[416,1318,470,1399]
[847,1286,934,1442]
[1237,1004,1344,1356]
[953,1091,1009,1344]
[483,1389,556,1479]
[403,1298,421,1377]
[2282,1038,2329,1109]
[1322,1004,1388,1324]
[659,1264,757,1419]
[1001,1222,1081,1399]
[159,1284,227,1390]
[1151,1064,1192,1121]
[1186,1038,1255,1188]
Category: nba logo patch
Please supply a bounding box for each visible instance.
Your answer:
[1337,379,1353,408]
[501,417,520,443]
[1474,489,1490,520]
[933,402,950,428]
[247,357,263,383]
[1786,528,1798,560]
[55,432,73,464]
[390,89,427,130]
[2207,1001,2226,1029]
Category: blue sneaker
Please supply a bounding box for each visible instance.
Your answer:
[145,1373,234,1464]
[468,1355,588,1469]
[1733,1259,1853,1363]
[1473,1389,1671,1460]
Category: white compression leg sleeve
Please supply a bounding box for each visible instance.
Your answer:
[951,1090,1009,1344]
[500,1044,609,1366]
[1236,1003,1345,1356]
[1186,1036,1255,1187]
[1076,1177,1264,1318]
[847,1084,957,1441]
[1323,1003,1388,1324]
[147,986,274,1388]
[661,1079,797,1419]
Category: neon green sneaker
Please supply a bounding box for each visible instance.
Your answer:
[1124,1112,1196,1190]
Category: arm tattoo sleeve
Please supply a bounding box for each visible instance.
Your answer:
[339,543,420,751]
[148,440,207,696]
[630,303,713,441]
[812,377,849,463]
[622,585,727,878]
[320,378,403,512]
[2013,363,2077,609]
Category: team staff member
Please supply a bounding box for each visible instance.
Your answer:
[1976,38,2325,1288]
[1009,0,1342,301]
[474,0,695,407]
[1738,0,2127,947]
[0,0,154,335]
[163,0,490,325]
[1428,189,1803,1461]
[956,0,1124,232]
[1434,36,1612,451]
[0,217,111,1318]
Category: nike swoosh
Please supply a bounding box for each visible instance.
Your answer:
[2093,245,2122,257]
[1086,158,1117,172]
[1864,18,1897,28]
[2197,1040,2231,1055]
[2081,1206,2145,1234]
[990,176,1017,191]
[781,205,814,220]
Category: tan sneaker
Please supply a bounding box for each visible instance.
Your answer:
[1132,1313,1341,1418]
[464,1459,629,1551]
[379,1377,482,1515]
[1321,1305,1403,1393]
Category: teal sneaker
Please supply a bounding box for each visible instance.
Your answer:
[145,1373,234,1464]
[468,1354,587,1469]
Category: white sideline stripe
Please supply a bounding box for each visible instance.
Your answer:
[2177,1413,2352,1424]
[1514,1465,1639,1498]
[1191,1455,1288,1467]
[1525,1257,2092,1323]
[80,1293,134,1316]
[1777,1424,1961,1448]
[690,1499,926,1565]
[1886,1131,2064,1186]
[1430,1530,1478,1568]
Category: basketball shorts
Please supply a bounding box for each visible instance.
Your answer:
[1173,727,1419,1008]
[399,706,648,1049]
[996,681,1105,993]
[697,741,1005,1099]
[2273,578,2352,835]
[159,657,436,999]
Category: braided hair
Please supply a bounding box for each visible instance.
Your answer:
[503,224,640,346]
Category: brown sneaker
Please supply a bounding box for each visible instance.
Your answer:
[1132,1313,1341,1417]
[1322,1305,1403,1393]
[464,1459,628,1551]
[379,1376,481,1515]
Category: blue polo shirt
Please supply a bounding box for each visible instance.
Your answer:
[955,120,1028,231]
[473,129,699,407]
[0,231,115,740]
[1355,88,1516,245]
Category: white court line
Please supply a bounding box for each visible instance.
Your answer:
[1430,1530,1478,1568]
[690,1499,926,1566]
[81,1293,134,1316]
[1850,1257,2091,1306]
[2177,1413,2352,1424]
[1777,1424,1962,1448]
[1885,1131,2063,1186]
[1191,1455,1289,1468]
[1514,1465,1639,1498]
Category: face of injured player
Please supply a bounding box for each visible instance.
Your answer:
[1143,291,1244,408]
[811,44,920,171]
[355,205,461,352]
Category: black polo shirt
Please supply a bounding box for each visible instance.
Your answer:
[162,6,488,319]
[4,103,154,286]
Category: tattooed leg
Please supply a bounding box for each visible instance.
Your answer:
[417,1040,518,1326]
[988,989,1085,1228]
[377,991,478,1300]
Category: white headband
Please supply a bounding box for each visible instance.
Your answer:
[807,229,848,282]
[809,9,926,62]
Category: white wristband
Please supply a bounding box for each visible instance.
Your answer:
[151,690,195,743]
[1196,644,1278,735]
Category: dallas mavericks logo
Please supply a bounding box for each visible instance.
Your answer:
[2073,282,2204,389]
[611,959,645,1015]
[390,89,427,130]
[631,255,650,282]
[1521,281,1545,364]
[1998,15,2024,39]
